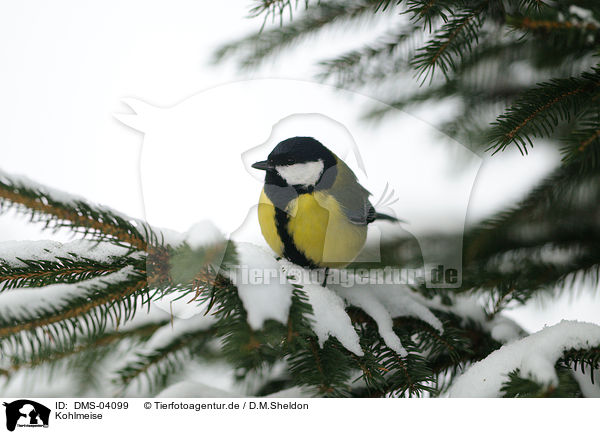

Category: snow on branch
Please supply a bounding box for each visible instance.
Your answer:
[0,240,134,267]
[0,266,134,320]
[0,265,147,341]
[115,312,218,393]
[339,283,443,356]
[0,169,155,251]
[0,240,143,291]
[227,243,294,330]
[0,319,168,380]
[428,295,524,344]
[228,242,444,357]
[448,320,600,397]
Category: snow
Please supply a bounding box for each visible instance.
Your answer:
[571,369,600,398]
[569,5,598,24]
[0,168,88,207]
[335,284,443,357]
[142,309,217,350]
[329,283,443,357]
[226,242,294,330]
[0,239,133,267]
[0,169,146,231]
[340,286,404,355]
[225,242,445,357]
[448,320,600,397]
[303,277,445,357]
[303,283,364,356]
[0,265,137,319]
[426,294,524,344]
[0,367,78,398]
[156,220,225,249]
[182,220,225,249]
[115,311,219,394]
[151,291,212,320]
[0,170,233,254]
[149,220,226,321]
[490,318,522,344]
[116,304,173,331]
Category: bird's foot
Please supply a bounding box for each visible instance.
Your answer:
[321,267,329,287]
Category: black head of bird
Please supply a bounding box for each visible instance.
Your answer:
[251,136,337,193]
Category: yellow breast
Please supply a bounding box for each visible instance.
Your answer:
[257,189,367,268]
[258,190,283,256]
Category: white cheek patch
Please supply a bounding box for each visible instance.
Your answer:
[277,160,325,187]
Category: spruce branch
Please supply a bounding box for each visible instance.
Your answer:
[317,26,419,85]
[248,0,313,26]
[1,321,165,379]
[464,161,600,263]
[0,267,148,342]
[213,0,397,69]
[352,321,435,397]
[347,308,487,397]
[510,0,549,12]
[560,107,600,170]
[507,8,600,56]
[463,250,600,313]
[0,247,141,291]
[286,336,356,397]
[499,343,600,397]
[512,16,599,32]
[0,259,126,291]
[500,367,583,397]
[0,171,156,252]
[115,327,216,394]
[2,0,599,396]
[405,0,455,29]
[411,3,486,82]
[577,128,600,153]
[487,66,600,154]
[562,346,600,384]
[318,17,526,91]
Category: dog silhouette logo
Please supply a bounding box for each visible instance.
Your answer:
[3,400,50,431]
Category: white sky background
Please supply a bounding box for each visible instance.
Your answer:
[0,0,597,334]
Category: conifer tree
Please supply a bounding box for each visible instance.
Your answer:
[1,0,600,397]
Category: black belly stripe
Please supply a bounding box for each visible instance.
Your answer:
[274,207,317,268]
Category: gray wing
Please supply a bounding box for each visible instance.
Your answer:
[325,159,375,226]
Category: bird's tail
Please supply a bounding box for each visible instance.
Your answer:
[374,212,402,223]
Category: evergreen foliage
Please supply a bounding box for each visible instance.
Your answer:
[1,0,600,397]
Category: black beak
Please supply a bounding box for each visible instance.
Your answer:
[252,160,270,171]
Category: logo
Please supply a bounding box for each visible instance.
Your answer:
[3,400,50,432]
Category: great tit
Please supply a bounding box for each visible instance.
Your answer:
[252,136,398,271]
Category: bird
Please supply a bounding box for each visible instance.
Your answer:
[252,136,398,281]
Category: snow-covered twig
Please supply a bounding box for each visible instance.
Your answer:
[448,320,600,397]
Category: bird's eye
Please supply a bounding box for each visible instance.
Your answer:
[286,158,295,164]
